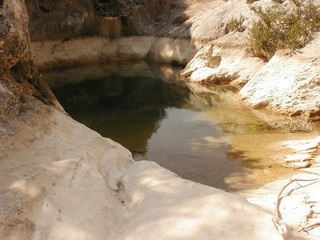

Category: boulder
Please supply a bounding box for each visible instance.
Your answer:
[240,33,320,117]
[181,45,265,85]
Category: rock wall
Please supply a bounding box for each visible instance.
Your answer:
[26,0,101,41]
[26,0,172,41]
[0,0,60,116]
[180,0,263,86]
[120,0,171,35]
[26,0,195,67]
[30,36,197,69]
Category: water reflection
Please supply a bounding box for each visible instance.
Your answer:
[43,62,316,191]
[47,64,191,154]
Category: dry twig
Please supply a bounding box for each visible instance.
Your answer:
[299,221,320,232]
[275,178,318,220]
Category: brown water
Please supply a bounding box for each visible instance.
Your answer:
[43,62,320,192]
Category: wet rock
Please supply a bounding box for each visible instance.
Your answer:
[99,17,122,38]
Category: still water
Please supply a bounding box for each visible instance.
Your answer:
[43,62,318,192]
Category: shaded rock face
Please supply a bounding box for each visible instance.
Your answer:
[118,0,171,35]
[26,0,100,41]
[94,0,150,17]
[26,0,171,40]
[0,0,59,116]
[1,1,32,75]
[93,0,171,35]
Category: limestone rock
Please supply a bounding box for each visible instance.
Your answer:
[0,0,60,112]
[188,0,254,43]
[240,33,320,117]
[147,37,197,65]
[281,138,319,168]
[180,0,265,86]
[181,45,265,85]
[287,161,312,169]
[178,0,320,116]
[31,36,197,70]
[283,139,319,153]
[284,154,312,162]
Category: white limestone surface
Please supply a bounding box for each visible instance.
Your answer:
[0,101,286,240]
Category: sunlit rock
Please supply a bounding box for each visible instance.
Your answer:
[240,35,320,117]
[283,139,319,153]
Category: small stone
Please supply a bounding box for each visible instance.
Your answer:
[252,100,269,109]
[284,153,311,162]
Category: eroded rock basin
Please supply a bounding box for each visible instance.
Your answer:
[43,61,320,192]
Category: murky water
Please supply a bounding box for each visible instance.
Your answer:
[43,62,319,192]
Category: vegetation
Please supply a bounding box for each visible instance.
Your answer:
[249,0,320,59]
[286,113,313,133]
[246,0,259,4]
[225,15,245,33]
